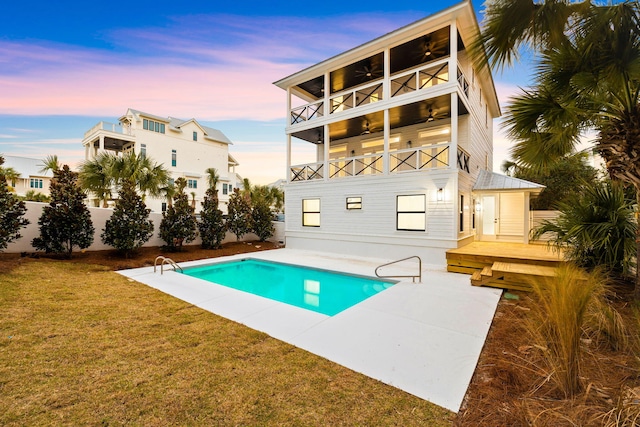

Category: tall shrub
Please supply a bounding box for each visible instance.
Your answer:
[252,198,274,242]
[159,177,197,251]
[102,180,154,257]
[0,156,29,250]
[226,188,252,241]
[199,186,226,249]
[32,165,94,258]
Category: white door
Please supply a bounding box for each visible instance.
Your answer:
[481,195,497,240]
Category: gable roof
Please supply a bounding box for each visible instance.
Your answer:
[2,155,54,178]
[125,108,232,145]
[473,170,545,193]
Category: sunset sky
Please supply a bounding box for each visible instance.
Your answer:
[0,0,530,184]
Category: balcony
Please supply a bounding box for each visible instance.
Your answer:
[84,121,133,139]
[289,143,469,182]
[287,59,461,126]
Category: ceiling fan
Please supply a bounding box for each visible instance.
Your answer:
[426,108,437,122]
[355,62,382,80]
[361,121,372,135]
[421,35,448,59]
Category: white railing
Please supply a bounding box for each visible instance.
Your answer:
[84,121,132,138]
[290,162,324,181]
[389,143,450,172]
[289,143,465,182]
[329,80,383,114]
[457,67,469,98]
[329,154,384,178]
[390,59,449,98]
[290,100,324,125]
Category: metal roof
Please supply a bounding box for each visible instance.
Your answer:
[473,169,545,192]
[2,155,53,178]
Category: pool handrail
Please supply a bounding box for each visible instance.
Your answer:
[154,256,183,274]
[375,256,422,283]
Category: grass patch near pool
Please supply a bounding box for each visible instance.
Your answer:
[0,260,453,426]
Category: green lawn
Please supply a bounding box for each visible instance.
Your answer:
[0,260,453,426]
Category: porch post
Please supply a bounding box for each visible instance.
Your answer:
[450,92,458,169]
[323,124,330,181]
[383,109,390,175]
[524,192,531,244]
[323,71,330,118]
[286,134,292,183]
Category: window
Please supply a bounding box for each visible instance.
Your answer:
[222,183,228,195]
[143,118,165,134]
[168,178,175,186]
[346,197,362,210]
[30,178,43,189]
[140,143,146,158]
[171,149,177,167]
[302,198,320,227]
[397,195,426,231]
[187,179,197,189]
[472,198,476,230]
[193,131,197,141]
[229,184,232,192]
[162,202,167,212]
[459,195,464,232]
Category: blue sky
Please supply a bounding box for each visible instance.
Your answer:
[0,0,529,184]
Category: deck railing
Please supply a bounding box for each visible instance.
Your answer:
[83,121,133,138]
[329,80,383,114]
[289,143,470,182]
[457,67,469,98]
[390,60,449,98]
[290,100,324,125]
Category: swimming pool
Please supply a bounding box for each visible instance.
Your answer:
[181,258,396,316]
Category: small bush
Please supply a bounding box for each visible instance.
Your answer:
[159,178,197,251]
[252,198,274,242]
[102,180,154,256]
[227,188,252,241]
[0,156,29,250]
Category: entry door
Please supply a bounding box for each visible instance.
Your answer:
[481,195,497,240]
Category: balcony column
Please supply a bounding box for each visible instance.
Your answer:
[286,134,292,183]
[99,135,105,155]
[323,124,329,181]
[323,71,330,117]
[286,87,292,126]
[383,47,390,100]
[451,92,458,169]
[383,109,390,175]
[450,20,458,80]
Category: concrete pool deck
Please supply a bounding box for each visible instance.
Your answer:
[118,248,501,412]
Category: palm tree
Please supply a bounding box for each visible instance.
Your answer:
[38,154,60,174]
[0,166,20,190]
[78,152,114,207]
[79,152,169,205]
[162,182,176,208]
[476,1,640,298]
[205,167,219,190]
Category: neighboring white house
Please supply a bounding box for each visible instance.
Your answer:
[81,108,240,213]
[274,1,543,265]
[2,155,53,198]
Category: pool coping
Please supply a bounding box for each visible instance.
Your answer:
[118,248,501,413]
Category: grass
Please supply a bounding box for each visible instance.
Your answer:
[0,259,452,426]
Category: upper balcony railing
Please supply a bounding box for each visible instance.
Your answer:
[456,67,469,98]
[291,101,324,124]
[390,60,449,98]
[84,121,133,139]
[289,143,471,182]
[330,80,384,114]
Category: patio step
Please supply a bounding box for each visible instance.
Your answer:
[470,261,579,292]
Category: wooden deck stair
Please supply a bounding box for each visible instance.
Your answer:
[471,262,560,292]
[447,242,567,292]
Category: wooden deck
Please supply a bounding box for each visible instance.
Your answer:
[446,242,567,292]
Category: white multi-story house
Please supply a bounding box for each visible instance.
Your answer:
[274,1,543,265]
[81,108,240,213]
[2,155,53,198]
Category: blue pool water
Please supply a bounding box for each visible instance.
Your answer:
[181,259,396,316]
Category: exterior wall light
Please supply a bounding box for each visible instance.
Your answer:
[437,187,444,202]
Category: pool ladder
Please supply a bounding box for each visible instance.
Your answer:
[154,256,183,275]
[375,256,422,283]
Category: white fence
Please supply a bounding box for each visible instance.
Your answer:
[4,202,285,253]
[530,210,560,242]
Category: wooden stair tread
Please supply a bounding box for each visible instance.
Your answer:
[491,262,557,277]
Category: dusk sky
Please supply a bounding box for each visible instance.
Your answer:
[0,0,530,184]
